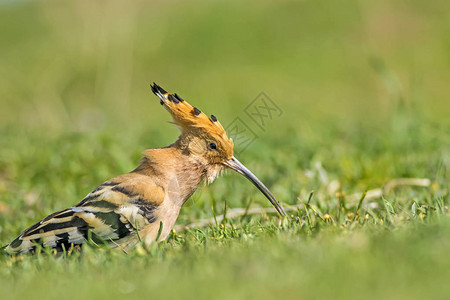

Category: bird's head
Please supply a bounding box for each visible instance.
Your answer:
[151,83,287,217]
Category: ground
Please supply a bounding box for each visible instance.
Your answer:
[0,0,449,299]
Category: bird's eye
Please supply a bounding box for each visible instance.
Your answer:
[208,142,217,150]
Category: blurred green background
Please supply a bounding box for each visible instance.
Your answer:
[0,0,449,299]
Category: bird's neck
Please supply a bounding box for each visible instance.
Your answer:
[133,146,206,206]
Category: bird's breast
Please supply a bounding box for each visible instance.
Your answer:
[140,196,182,244]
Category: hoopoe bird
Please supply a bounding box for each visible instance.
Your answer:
[3,83,287,254]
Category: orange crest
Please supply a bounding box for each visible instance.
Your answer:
[151,83,234,158]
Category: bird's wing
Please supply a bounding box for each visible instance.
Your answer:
[4,178,164,254]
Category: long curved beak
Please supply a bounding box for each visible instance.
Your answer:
[223,156,287,217]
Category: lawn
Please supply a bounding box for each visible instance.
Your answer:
[0,0,449,299]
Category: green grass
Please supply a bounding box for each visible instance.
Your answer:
[0,0,449,299]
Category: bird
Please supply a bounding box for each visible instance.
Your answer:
[3,83,287,254]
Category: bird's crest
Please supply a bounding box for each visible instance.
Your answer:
[151,83,234,158]
[151,83,226,135]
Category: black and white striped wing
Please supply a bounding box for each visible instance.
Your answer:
[4,181,157,254]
